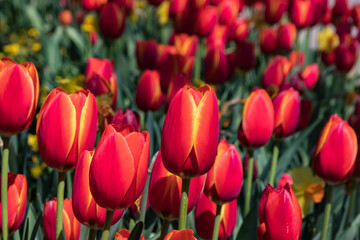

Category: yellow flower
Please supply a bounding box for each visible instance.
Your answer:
[3,43,20,55]
[81,14,99,33]
[291,166,325,217]
[28,134,39,152]
[56,75,84,94]
[317,26,340,53]
[156,0,170,26]
[30,156,47,179]
[28,28,39,37]
[32,42,41,52]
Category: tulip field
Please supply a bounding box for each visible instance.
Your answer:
[3,0,360,239]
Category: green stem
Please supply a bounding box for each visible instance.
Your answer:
[195,39,203,81]
[129,219,136,232]
[269,143,279,187]
[244,151,254,216]
[320,185,333,240]
[178,178,191,230]
[159,219,170,240]
[101,210,114,240]
[88,228,97,240]
[140,163,151,224]
[212,205,222,240]
[346,184,357,227]
[1,137,9,240]
[55,172,66,240]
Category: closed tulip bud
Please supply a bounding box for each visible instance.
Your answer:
[169,33,198,57]
[189,0,208,12]
[290,0,314,29]
[135,70,165,111]
[289,50,305,68]
[195,6,218,37]
[43,198,80,240]
[352,5,360,27]
[333,0,348,18]
[58,10,72,26]
[297,99,313,131]
[204,138,243,204]
[273,88,300,138]
[0,58,39,137]
[236,41,256,71]
[204,46,230,84]
[108,109,141,131]
[149,152,205,220]
[321,51,335,65]
[90,31,98,45]
[136,40,158,70]
[157,44,175,68]
[230,18,248,44]
[259,27,277,54]
[81,0,106,10]
[164,229,197,240]
[262,56,291,88]
[161,85,219,178]
[277,23,296,50]
[72,151,124,229]
[37,88,97,172]
[195,194,237,240]
[300,63,320,90]
[335,35,358,72]
[238,89,274,149]
[0,173,27,235]
[277,173,293,187]
[313,114,357,184]
[99,2,126,38]
[257,183,302,240]
[169,0,188,18]
[265,0,289,24]
[114,229,145,240]
[89,124,150,210]
[218,0,240,26]
[84,57,117,109]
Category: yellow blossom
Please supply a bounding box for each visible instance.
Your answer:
[317,26,339,53]
[56,75,84,94]
[291,166,325,217]
[28,134,39,152]
[32,42,41,52]
[30,156,47,179]
[3,43,20,55]
[81,14,99,33]
[28,28,39,37]
[156,0,170,26]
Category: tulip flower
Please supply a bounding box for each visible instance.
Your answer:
[297,99,313,131]
[0,173,27,235]
[229,18,248,44]
[164,73,191,110]
[114,229,145,240]
[84,57,117,109]
[313,114,357,184]
[0,58,39,137]
[290,0,314,29]
[204,46,230,84]
[273,88,301,138]
[169,33,198,57]
[217,0,240,26]
[277,173,293,187]
[72,151,124,230]
[264,0,289,24]
[188,0,208,12]
[321,51,335,65]
[262,56,291,88]
[136,40,159,70]
[333,0,348,18]
[289,50,305,68]
[335,35,358,72]
[164,229,197,240]
[108,109,141,132]
[99,2,126,38]
[322,7,332,24]
[194,6,218,37]
[148,152,205,220]
[81,0,106,10]
[195,194,237,240]
[276,23,296,50]
[257,183,302,240]
[43,198,80,240]
[300,64,320,90]
[135,70,165,111]
[352,5,360,27]
[235,41,256,71]
[259,27,277,54]
[58,10,72,26]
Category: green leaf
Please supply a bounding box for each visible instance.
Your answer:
[24,5,44,32]
[65,27,86,55]
[129,221,144,240]
[334,214,360,240]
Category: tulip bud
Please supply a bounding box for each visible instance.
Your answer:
[207,24,230,47]
[161,85,219,178]
[300,63,320,90]
[259,27,277,54]
[217,0,240,26]
[148,152,205,220]
[0,58,39,137]
[313,114,357,184]
[43,198,80,240]
[106,109,141,131]
[322,7,332,24]
[265,0,289,24]
[189,0,208,12]
[0,173,27,235]
[321,51,335,65]
[276,23,296,50]
[195,6,218,37]
[72,151,124,229]
[164,229,197,240]
[277,173,293,187]
[99,2,126,38]
[333,0,348,18]
[204,138,243,204]
[297,99,313,131]
[273,88,301,138]
[114,229,145,240]
[257,183,302,240]
[58,10,72,26]
[169,33,198,57]
[229,18,248,44]
[204,46,230,84]
[135,70,165,111]
[235,41,256,71]
[37,88,97,172]
[136,40,158,70]
[290,0,314,29]
[81,0,106,10]
[289,50,305,68]
[238,89,274,149]
[335,35,358,72]
[89,124,150,210]
[195,194,237,240]
[262,56,291,88]
[352,5,360,28]
[157,44,174,68]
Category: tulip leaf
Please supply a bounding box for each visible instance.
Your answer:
[29,212,43,240]
[334,214,360,240]
[22,218,29,240]
[236,204,258,240]
[129,221,144,240]
[24,5,44,33]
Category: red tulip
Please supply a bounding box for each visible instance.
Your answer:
[238,89,274,149]
[58,10,72,26]
[99,2,126,38]
[204,46,230,84]
[289,50,305,68]
[136,40,158,70]
[352,5,360,27]
[0,58,39,137]
[114,229,145,240]
[290,0,314,29]
[157,44,175,68]
[265,0,289,24]
[217,0,240,25]
[147,0,164,6]
[235,41,256,71]
[257,183,302,240]
[81,0,106,10]
[37,88,97,172]
[164,229,197,240]
[43,198,80,240]
[207,24,230,47]
[164,73,191,110]
[277,173,293,187]
[109,109,141,131]
[321,51,335,65]
[195,6,218,37]
[300,63,320,90]
[313,114,357,184]
[204,138,243,204]
[195,194,237,240]
[335,35,358,72]
[169,33,198,57]
[276,23,296,50]
[89,124,150,210]
[322,7,332,24]
[229,18,248,44]
[333,0,348,18]
[273,88,301,138]
[161,85,219,178]
[262,56,291,88]
[297,99,313,131]
[259,27,277,54]
[148,152,205,220]
[72,151,124,229]
[135,70,165,111]
[0,173,27,235]
[84,57,117,109]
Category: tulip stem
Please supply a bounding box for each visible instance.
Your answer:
[55,172,66,240]
[1,137,9,240]
[244,151,254,216]
[159,219,170,240]
[212,204,222,240]
[269,143,279,187]
[346,184,357,227]
[320,185,333,240]
[88,229,97,240]
[101,210,114,240]
[178,178,191,230]
[140,171,151,224]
